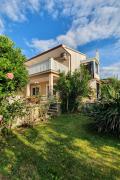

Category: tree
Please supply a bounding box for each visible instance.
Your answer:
[0,36,28,134]
[55,65,90,112]
[0,35,28,98]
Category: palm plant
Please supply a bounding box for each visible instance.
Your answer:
[91,78,120,137]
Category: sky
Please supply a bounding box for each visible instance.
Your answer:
[0,0,120,79]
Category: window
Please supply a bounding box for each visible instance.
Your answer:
[32,86,40,96]
[84,62,94,78]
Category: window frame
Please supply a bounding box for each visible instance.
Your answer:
[31,85,40,96]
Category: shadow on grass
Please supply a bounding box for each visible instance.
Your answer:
[0,114,120,180]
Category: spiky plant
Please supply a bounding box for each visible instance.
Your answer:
[91,90,120,136]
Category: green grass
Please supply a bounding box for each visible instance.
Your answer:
[0,114,120,180]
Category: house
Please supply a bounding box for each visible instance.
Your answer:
[25,44,100,99]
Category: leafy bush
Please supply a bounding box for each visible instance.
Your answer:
[92,79,120,136]
[0,35,28,98]
[101,78,120,100]
[0,97,26,135]
[0,35,28,134]
[19,101,50,127]
[55,65,90,112]
[0,97,50,135]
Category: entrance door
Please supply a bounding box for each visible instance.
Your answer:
[31,86,40,96]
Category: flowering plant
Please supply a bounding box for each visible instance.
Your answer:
[0,35,28,98]
[6,73,14,80]
[0,35,28,136]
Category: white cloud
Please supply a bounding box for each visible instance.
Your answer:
[1,0,26,22]
[27,38,58,52]
[28,0,120,51]
[1,0,119,79]
[101,62,120,79]
[0,18,4,33]
[86,38,120,63]
[0,0,41,22]
[86,39,120,79]
[28,0,40,12]
[1,0,120,42]
[0,0,120,80]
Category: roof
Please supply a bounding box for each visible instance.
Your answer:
[63,45,86,57]
[27,44,63,61]
[27,44,86,61]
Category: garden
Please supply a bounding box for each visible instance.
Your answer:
[0,36,120,180]
[0,114,120,180]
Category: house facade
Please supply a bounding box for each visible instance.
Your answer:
[25,44,100,99]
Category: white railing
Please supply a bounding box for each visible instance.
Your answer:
[28,58,68,75]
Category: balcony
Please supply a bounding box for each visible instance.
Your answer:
[28,58,69,76]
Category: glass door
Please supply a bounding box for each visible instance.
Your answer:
[31,86,40,96]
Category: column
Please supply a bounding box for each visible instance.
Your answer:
[93,61,95,78]
[49,73,53,97]
[26,83,30,97]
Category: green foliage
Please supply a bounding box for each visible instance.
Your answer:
[0,35,28,98]
[0,97,26,136]
[101,77,120,100]
[0,96,50,135]
[90,78,120,136]
[0,114,120,179]
[0,35,28,134]
[55,65,90,112]
[0,97,25,123]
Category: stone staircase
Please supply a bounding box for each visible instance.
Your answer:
[48,103,61,117]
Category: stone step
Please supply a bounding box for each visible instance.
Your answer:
[48,106,58,110]
[48,103,61,117]
[47,111,58,116]
[49,103,57,106]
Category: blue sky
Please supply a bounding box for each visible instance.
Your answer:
[0,0,120,78]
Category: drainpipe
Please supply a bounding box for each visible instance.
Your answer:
[69,54,71,73]
[62,47,71,73]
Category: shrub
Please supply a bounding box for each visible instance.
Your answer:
[90,91,120,137]
[19,102,49,127]
[0,35,28,134]
[0,35,28,98]
[0,97,50,135]
[0,97,26,135]
[100,77,120,100]
[55,65,90,112]
[88,77,120,137]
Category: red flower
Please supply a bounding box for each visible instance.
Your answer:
[6,73,14,80]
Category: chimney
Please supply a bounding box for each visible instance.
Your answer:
[96,49,100,61]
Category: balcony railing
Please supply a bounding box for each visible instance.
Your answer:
[28,58,68,75]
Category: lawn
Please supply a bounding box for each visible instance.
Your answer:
[0,114,120,180]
